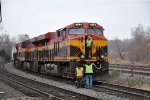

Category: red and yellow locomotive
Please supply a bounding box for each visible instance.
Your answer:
[13,22,109,81]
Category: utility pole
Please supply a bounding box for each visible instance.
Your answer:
[0,0,3,33]
[0,0,2,23]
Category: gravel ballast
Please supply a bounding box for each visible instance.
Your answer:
[5,63,128,100]
[0,81,25,99]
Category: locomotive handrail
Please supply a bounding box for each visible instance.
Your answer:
[94,65,101,70]
[94,64,101,70]
[91,63,101,70]
[74,51,81,57]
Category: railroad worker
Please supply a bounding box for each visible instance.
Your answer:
[86,36,93,59]
[75,63,84,88]
[85,61,94,89]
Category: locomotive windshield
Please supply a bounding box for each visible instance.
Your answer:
[87,28,103,34]
[69,28,85,34]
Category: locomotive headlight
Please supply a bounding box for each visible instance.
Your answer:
[89,23,97,27]
[75,23,83,27]
[81,55,85,59]
[101,55,104,58]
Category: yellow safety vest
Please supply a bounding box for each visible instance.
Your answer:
[86,39,92,47]
[85,64,93,73]
[76,67,83,77]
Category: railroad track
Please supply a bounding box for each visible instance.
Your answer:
[0,65,62,100]
[0,73,58,100]
[94,82,150,100]
[109,64,150,76]
[110,64,150,70]
[0,64,100,100]
[15,67,150,99]
[2,62,150,100]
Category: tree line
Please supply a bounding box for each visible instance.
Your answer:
[0,33,28,62]
[109,24,150,63]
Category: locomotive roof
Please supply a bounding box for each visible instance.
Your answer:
[16,22,104,46]
[62,22,104,29]
[29,32,55,43]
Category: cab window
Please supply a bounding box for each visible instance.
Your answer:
[61,29,66,38]
[69,28,85,34]
[87,28,103,34]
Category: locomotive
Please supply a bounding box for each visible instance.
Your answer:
[12,22,109,81]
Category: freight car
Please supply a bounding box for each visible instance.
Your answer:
[12,22,109,81]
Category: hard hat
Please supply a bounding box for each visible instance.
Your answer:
[88,36,91,38]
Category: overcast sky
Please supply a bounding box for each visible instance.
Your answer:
[1,0,150,40]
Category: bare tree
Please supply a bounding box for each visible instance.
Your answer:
[0,32,30,62]
[128,24,150,62]
[145,28,150,63]
[113,37,125,60]
[17,34,29,42]
[131,24,145,44]
[0,33,14,61]
[109,24,150,63]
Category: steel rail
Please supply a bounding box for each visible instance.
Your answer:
[109,66,150,71]
[0,73,62,100]
[109,67,150,71]
[0,64,100,100]
[109,68,150,76]
[110,64,150,69]
[94,82,150,100]
[109,64,150,76]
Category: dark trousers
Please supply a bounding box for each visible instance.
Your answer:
[76,78,82,88]
[87,46,92,58]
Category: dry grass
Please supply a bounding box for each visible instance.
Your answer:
[107,72,150,91]
[107,70,120,83]
[135,84,150,90]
